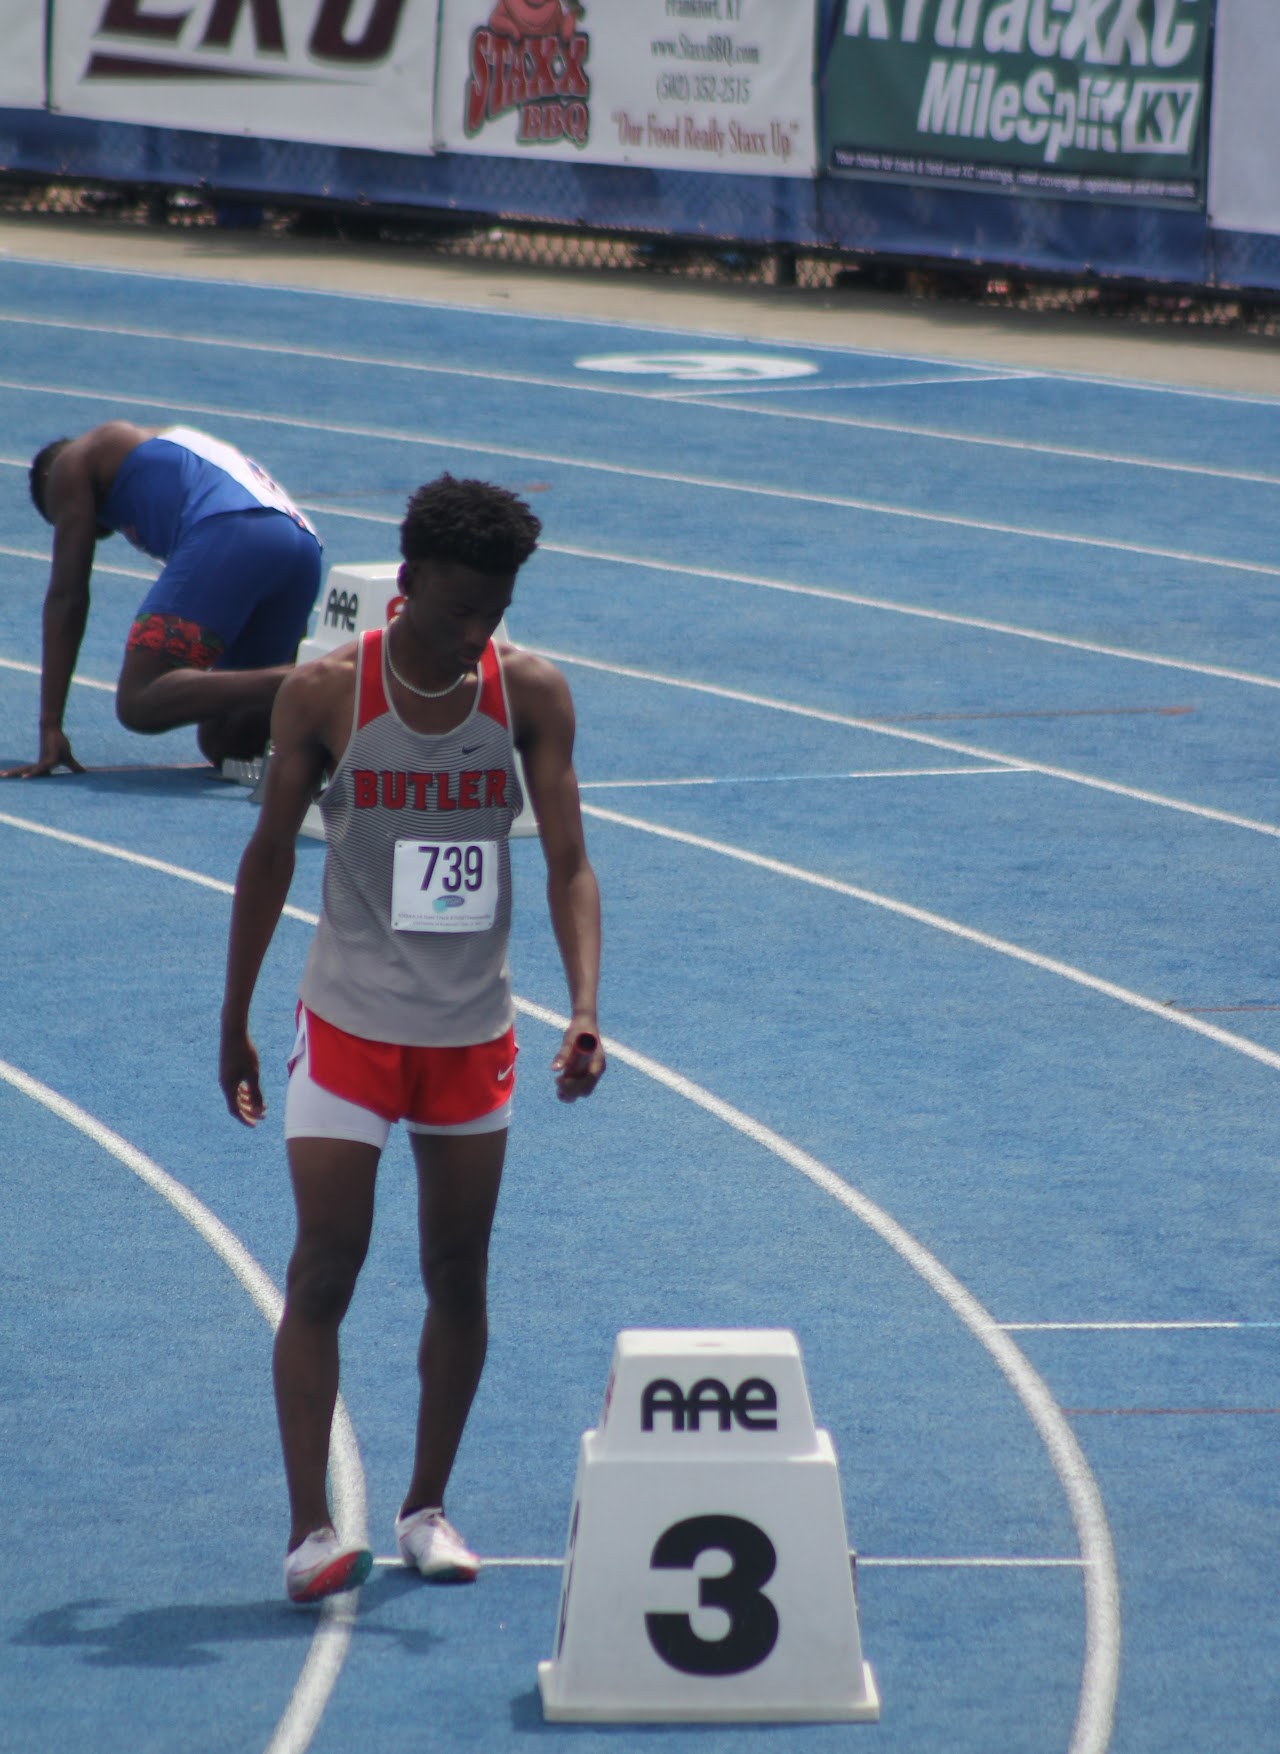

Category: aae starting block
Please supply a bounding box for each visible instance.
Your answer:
[292,562,537,840]
[537,1329,879,1724]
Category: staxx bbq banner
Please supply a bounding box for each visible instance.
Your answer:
[823,0,1211,206]
[434,0,818,175]
[48,0,439,153]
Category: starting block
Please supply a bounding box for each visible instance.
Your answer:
[537,1329,879,1724]
[292,562,537,840]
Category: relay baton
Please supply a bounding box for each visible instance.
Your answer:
[562,1032,599,1077]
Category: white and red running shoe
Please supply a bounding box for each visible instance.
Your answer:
[395,1508,480,1582]
[284,1527,373,1604]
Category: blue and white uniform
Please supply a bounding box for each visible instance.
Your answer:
[106,426,321,669]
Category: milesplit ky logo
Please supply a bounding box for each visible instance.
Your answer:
[80,0,410,81]
[465,0,591,148]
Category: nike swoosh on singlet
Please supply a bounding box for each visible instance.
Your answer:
[497,1064,514,1080]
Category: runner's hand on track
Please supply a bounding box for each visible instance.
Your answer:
[1,727,86,778]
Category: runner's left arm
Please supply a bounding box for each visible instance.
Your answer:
[511,651,605,1102]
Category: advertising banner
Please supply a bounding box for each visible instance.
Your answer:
[1207,0,1280,237]
[48,0,438,154]
[435,0,818,176]
[0,3,47,109]
[823,0,1211,206]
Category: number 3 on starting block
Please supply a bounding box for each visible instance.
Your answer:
[537,1330,880,1723]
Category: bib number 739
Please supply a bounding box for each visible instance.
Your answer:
[392,838,498,933]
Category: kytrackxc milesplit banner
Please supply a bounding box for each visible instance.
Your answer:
[823,0,1210,206]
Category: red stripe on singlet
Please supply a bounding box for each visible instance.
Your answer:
[355,628,390,729]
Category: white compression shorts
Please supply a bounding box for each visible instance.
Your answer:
[284,1042,512,1147]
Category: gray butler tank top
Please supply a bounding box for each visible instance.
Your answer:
[298,627,521,1046]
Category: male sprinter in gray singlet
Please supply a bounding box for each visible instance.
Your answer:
[219,473,605,1604]
[8,421,321,777]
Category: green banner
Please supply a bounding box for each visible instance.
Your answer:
[823,0,1211,206]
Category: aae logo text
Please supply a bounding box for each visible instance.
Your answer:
[641,1376,778,1433]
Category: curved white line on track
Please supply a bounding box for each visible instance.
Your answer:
[13,789,1277,1750]
[0,655,115,692]
[197,491,1276,687]
[535,648,1280,840]
[0,1055,367,1754]
[578,801,1280,1073]
[2,379,1276,581]
[668,370,1032,399]
[2,273,1278,409]
[192,484,1280,694]
[235,492,1280,691]
[2,317,1276,485]
[1,804,1131,1751]
[535,544,1280,692]
[514,995,1121,1754]
[679,397,1280,487]
[5,805,1278,1071]
[223,493,1280,691]
[0,539,158,584]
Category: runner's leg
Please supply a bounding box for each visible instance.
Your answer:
[400,1128,507,1515]
[275,1136,379,1547]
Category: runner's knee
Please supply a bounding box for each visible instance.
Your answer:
[115,679,167,733]
[286,1240,365,1324]
[422,1240,489,1323]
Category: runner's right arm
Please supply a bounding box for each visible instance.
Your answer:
[2,445,99,777]
[219,662,335,1123]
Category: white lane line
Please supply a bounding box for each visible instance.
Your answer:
[513,994,1120,1754]
[0,540,159,583]
[2,316,1272,484]
[6,800,1277,1072]
[537,649,1280,839]
[578,801,1280,1075]
[1,379,1275,580]
[1003,1321,1280,1331]
[0,274,1275,408]
[1,655,115,692]
[283,500,1280,691]
[0,1057,366,1754]
[669,397,1280,487]
[18,621,1277,837]
[579,766,1027,789]
[0,807,1119,1754]
[534,541,1280,691]
[0,810,318,919]
[390,1552,1086,1569]
[862,1557,1085,1568]
[12,502,1278,698]
[665,370,1032,399]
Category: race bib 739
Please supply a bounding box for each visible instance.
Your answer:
[392,839,498,933]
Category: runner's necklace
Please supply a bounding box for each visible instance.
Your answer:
[385,634,471,700]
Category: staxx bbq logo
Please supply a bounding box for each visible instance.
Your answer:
[80,0,411,84]
[464,0,590,149]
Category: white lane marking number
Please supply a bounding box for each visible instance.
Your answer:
[576,351,818,383]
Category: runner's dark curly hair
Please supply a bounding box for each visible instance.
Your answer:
[29,439,72,521]
[400,473,541,573]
